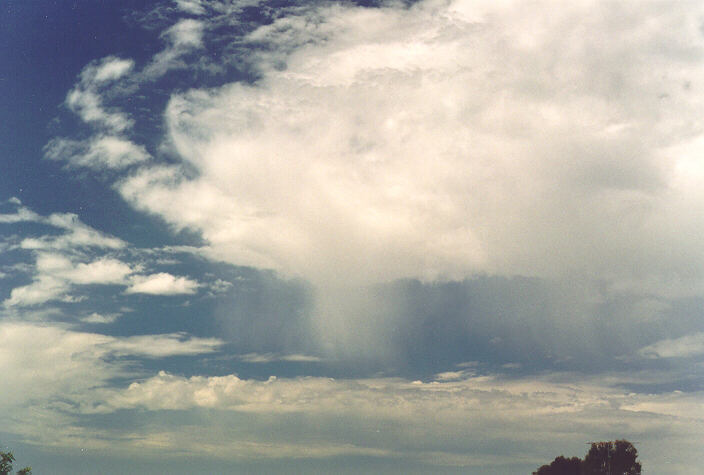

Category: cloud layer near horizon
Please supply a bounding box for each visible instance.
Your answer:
[1,319,702,473]
[6,288,697,473]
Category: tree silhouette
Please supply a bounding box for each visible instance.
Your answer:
[534,455,582,475]
[0,452,13,475]
[0,450,31,475]
[534,440,641,475]
[583,440,641,475]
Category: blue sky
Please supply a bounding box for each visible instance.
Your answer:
[1,0,704,473]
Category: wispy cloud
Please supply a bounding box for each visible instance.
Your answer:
[174,0,206,16]
[237,352,322,363]
[1,202,134,306]
[0,201,126,250]
[638,332,704,359]
[46,55,151,171]
[100,332,222,358]
[45,135,150,170]
[0,204,41,223]
[142,19,205,79]
[4,253,132,307]
[0,322,222,410]
[81,312,122,324]
[86,56,134,84]
[1,202,207,306]
[65,56,135,132]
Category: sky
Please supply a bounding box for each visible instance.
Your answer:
[1,0,704,473]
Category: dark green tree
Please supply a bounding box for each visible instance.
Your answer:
[0,452,14,475]
[583,440,641,475]
[533,455,582,475]
[0,450,31,475]
[534,439,641,475]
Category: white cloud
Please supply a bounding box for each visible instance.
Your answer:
[4,253,133,307]
[0,323,119,409]
[37,253,133,285]
[456,361,480,368]
[97,370,613,416]
[175,0,206,16]
[103,332,222,358]
[44,135,150,170]
[84,56,134,84]
[81,312,121,324]
[4,275,70,307]
[66,57,135,132]
[0,322,221,410]
[165,18,204,47]
[66,89,133,133]
[79,369,704,472]
[0,206,41,223]
[1,203,206,308]
[238,352,322,363]
[0,322,223,452]
[126,272,200,295]
[1,205,133,308]
[621,390,704,419]
[0,320,701,472]
[1,202,125,252]
[20,212,125,250]
[434,370,474,381]
[638,332,704,359]
[79,135,149,168]
[116,0,704,301]
[209,278,233,293]
[142,19,205,79]
[47,56,146,170]
[10,3,704,472]
[280,353,322,362]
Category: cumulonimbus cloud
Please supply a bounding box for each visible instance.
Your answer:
[116,0,704,298]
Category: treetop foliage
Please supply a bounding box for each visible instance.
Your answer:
[534,439,641,475]
[0,450,31,475]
